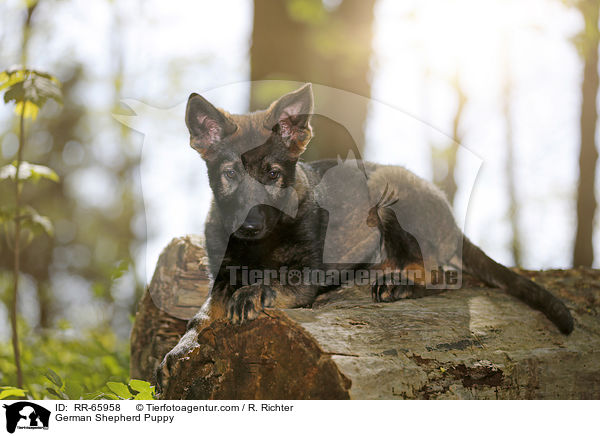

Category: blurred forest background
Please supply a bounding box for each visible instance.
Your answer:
[0,0,599,397]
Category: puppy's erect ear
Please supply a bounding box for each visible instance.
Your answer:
[265,83,314,157]
[185,93,237,158]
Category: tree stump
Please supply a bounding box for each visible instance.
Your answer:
[131,235,600,399]
[130,235,209,381]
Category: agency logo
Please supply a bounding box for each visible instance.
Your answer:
[2,402,50,434]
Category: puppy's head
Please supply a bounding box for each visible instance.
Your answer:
[185,84,313,240]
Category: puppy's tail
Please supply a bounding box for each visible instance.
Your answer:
[462,237,574,334]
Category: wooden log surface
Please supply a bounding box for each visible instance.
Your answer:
[131,235,600,399]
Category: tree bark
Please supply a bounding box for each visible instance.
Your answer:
[132,236,600,399]
[130,235,210,381]
[574,0,600,267]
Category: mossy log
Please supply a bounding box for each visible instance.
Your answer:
[131,235,600,399]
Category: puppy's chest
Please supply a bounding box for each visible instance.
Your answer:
[225,238,315,269]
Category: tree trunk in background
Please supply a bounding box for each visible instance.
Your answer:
[111,2,146,316]
[250,0,375,161]
[36,281,51,330]
[502,45,522,267]
[432,76,465,207]
[574,0,599,267]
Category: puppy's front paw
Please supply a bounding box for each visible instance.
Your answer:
[227,285,275,324]
[156,329,199,394]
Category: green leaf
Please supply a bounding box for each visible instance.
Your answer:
[110,260,130,280]
[0,69,25,91]
[64,380,83,400]
[82,391,106,400]
[0,161,59,183]
[1,68,62,120]
[46,387,68,400]
[106,382,132,399]
[27,162,59,182]
[1,205,53,238]
[91,282,106,298]
[45,368,63,388]
[133,391,154,400]
[0,388,27,400]
[21,207,53,237]
[0,205,53,241]
[129,379,152,394]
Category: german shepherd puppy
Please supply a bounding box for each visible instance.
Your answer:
[179,83,574,337]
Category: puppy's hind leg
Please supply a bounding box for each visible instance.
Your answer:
[370,262,447,303]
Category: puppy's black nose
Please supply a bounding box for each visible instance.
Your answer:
[241,208,264,234]
[241,220,263,233]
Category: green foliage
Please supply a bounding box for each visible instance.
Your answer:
[128,379,154,397]
[19,205,53,237]
[0,7,145,400]
[0,205,54,248]
[1,66,63,390]
[0,161,59,183]
[564,0,600,59]
[45,368,62,388]
[0,321,133,400]
[45,379,156,401]
[104,380,156,400]
[0,67,62,120]
[110,259,131,281]
[0,386,27,400]
[106,381,131,398]
[0,161,58,242]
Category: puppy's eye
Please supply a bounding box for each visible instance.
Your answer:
[224,169,237,179]
[268,170,280,180]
